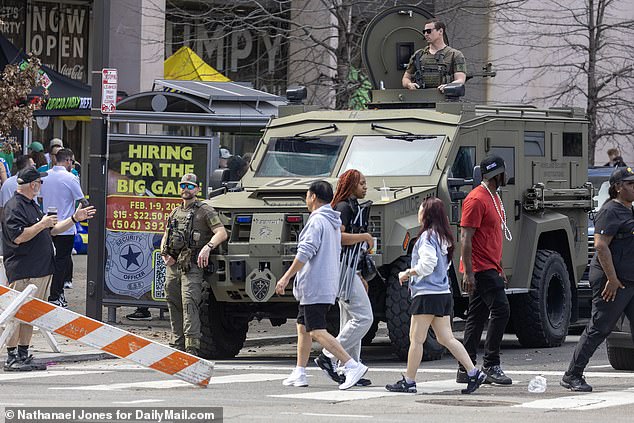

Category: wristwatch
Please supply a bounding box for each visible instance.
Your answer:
[207,241,215,249]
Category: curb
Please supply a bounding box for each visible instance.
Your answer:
[244,334,297,348]
[34,351,117,366]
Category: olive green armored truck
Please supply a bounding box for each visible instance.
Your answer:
[200,6,593,360]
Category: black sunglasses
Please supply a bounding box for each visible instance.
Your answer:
[179,182,197,190]
[423,28,434,34]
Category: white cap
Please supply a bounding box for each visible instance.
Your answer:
[220,148,232,159]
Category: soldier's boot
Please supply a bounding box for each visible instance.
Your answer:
[17,345,47,371]
[185,337,200,357]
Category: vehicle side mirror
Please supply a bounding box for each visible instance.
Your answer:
[472,166,482,188]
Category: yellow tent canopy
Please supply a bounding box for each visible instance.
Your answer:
[164,46,230,82]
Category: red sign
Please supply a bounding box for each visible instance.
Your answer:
[106,195,182,233]
[101,68,118,113]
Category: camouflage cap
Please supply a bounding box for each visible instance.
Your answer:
[180,173,198,184]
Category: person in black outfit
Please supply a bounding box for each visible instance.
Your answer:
[561,166,634,392]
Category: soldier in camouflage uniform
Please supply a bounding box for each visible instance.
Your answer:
[402,19,466,92]
[161,173,228,356]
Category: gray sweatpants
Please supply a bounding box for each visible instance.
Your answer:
[324,273,373,362]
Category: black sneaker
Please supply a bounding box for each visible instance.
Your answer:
[560,373,592,392]
[356,378,372,386]
[385,376,417,393]
[314,353,343,383]
[456,368,469,383]
[126,308,152,321]
[461,370,487,394]
[4,355,37,372]
[20,355,47,371]
[482,365,512,385]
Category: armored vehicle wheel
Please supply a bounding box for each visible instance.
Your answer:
[607,340,634,370]
[385,256,445,361]
[199,292,249,359]
[512,249,571,347]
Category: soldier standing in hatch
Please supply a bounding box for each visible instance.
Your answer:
[401,19,466,92]
[161,173,228,356]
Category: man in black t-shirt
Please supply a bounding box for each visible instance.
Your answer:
[1,168,95,372]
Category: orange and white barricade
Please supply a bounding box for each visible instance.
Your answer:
[0,284,213,387]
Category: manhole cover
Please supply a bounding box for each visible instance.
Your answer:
[416,399,514,407]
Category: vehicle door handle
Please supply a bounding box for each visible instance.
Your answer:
[515,200,521,221]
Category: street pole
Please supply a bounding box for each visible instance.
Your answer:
[86,0,110,320]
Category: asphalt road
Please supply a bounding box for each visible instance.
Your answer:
[7,255,629,423]
[1,329,633,423]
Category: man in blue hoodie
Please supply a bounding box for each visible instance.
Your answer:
[275,180,369,390]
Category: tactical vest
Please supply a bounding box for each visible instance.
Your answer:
[165,201,206,271]
[413,49,450,88]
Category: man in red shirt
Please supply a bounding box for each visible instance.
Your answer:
[457,155,512,385]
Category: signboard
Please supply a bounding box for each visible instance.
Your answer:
[104,136,210,304]
[101,68,117,114]
[0,1,90,82]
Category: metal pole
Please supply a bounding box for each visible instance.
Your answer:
[86,0,110,320]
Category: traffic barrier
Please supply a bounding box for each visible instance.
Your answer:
[0,284,213,387]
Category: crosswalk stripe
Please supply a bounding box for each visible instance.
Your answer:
[517,388,634,410]
[270,379,461,401]
[213,364,634,379]
[0,370,109,381]
[49,373,289,391]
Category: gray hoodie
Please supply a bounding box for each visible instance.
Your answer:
[293,204,342,305]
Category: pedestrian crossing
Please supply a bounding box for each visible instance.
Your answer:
[3,364,634,411]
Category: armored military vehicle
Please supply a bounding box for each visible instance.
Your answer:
[200,5,593,360]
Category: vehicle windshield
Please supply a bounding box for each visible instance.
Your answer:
[339,135,444,176]
[255,136,345,177]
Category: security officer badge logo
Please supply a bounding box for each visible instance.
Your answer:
[245,268,276,302]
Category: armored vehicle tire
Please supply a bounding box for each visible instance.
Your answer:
[385,256,445,361]
[606,341,634,370]
[199,292,249,359]
[512,249,571,348]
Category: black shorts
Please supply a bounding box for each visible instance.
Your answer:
[297,303,331,332]
[409,293,453,317]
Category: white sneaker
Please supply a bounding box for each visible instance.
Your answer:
[339,363,368,390]
[282,370,308,387]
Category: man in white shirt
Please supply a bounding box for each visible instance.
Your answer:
[40,148,87,307]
